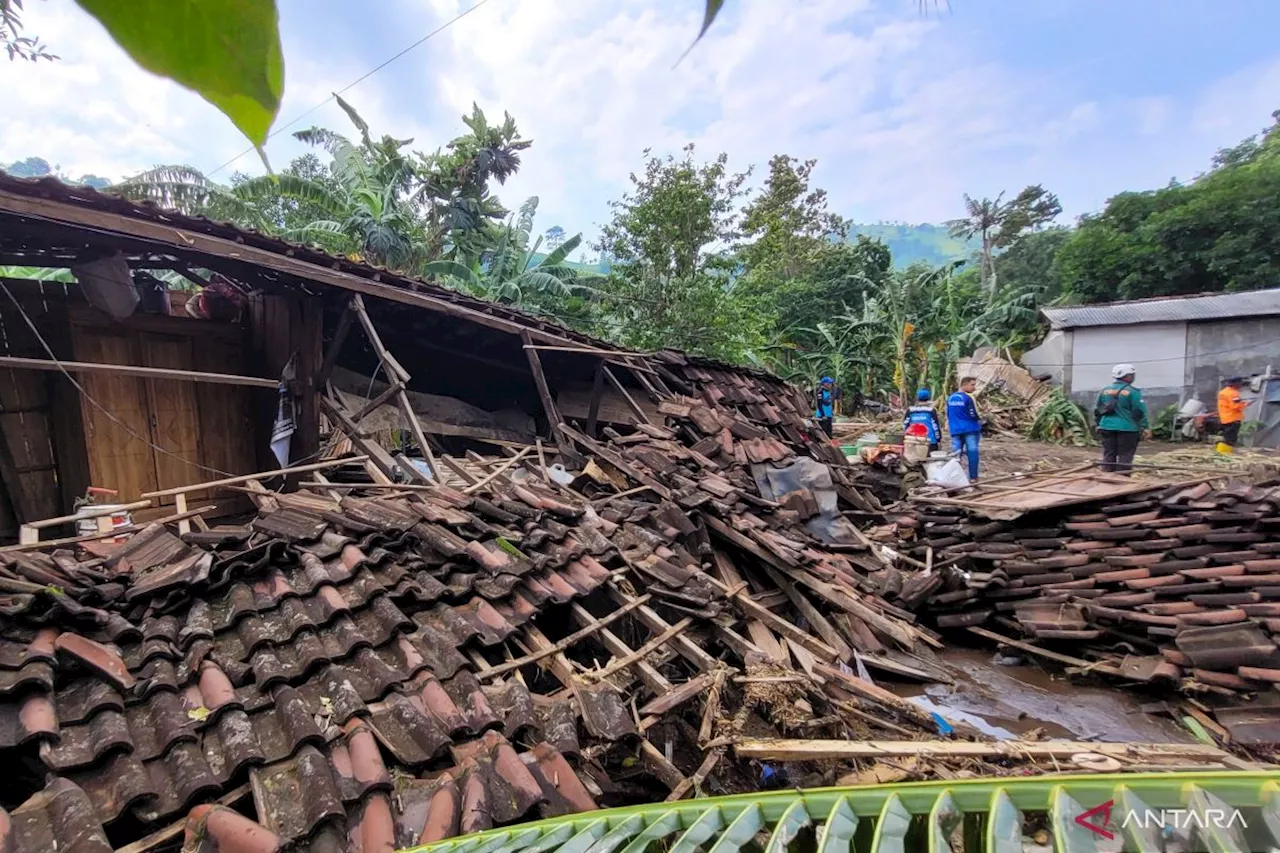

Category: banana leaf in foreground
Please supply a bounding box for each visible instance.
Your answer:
[405,771,1280,853]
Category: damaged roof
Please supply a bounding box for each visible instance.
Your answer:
[0,173,784,384]
[0,367,960,853]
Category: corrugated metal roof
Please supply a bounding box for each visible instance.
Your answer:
[1042,289,1280,329]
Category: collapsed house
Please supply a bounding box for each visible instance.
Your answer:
[0,176,1270,853]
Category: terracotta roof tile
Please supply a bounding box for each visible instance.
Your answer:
[3,779,112,853]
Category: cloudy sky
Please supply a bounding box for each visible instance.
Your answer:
[4,0,1279,241]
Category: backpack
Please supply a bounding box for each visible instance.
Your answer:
[1095,387,1120,420]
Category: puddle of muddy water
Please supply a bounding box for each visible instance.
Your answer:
[893,648,1194,744]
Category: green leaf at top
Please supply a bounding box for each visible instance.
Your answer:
[695,0,726,43]
[72,0,284,146]
[677,0,725,63]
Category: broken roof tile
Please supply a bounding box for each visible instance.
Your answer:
[54,633,135,691]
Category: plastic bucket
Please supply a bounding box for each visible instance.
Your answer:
[903,434,931,463]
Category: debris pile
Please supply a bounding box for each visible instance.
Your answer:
[0,382,969,853]
[0,369,1266,851]
[897,480,1280,744]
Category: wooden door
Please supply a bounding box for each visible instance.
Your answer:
[72,327,159,502]
[139,334,204,505]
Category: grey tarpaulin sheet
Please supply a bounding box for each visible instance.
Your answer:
[750,457,860,544]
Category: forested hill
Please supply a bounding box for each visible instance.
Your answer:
[847,222,977,268]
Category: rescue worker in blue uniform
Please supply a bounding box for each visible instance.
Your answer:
[814,376,840,438]
[903,389,942,453]
[947,376,982,481]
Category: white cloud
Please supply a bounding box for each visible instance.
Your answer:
[2,0,1278,241]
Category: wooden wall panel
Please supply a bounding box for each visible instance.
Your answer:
[72,327,158,503]
[192,335,256,486]
[140,333,203,505]
[0,300,64,529]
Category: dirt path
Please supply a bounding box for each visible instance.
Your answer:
[978,434,1280,481]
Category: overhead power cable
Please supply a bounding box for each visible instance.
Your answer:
[204,0,495,178]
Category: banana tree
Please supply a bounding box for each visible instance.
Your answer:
[423,197,600,305]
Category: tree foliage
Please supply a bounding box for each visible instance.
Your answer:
[594,145,762,360]
[1056,111,1280,303]
[115,98,529,271]
[1,0,55,61]
[3,155,109,188]
[947,185,1061,289]
[424,196,600,308]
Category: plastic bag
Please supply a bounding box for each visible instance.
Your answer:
[924,457,970,488]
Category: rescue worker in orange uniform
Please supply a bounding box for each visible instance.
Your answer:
[1216,377,1248,453]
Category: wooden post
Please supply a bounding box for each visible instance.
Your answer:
[602,365,652,425]
[317,300,354,388]
[521,330,573,461]
[334,295,441,482]
[585,360,606,439]
[320,396,412,484]
[173,493,190,535]
[395,393,441,482]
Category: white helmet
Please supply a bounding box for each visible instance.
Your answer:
[1112,363,1137,380]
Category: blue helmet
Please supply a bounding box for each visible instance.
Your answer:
[916,389,931,401]
[820,376,834,384]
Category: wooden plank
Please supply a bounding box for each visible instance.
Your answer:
[761,564,853,660]
[520,330,572,460]
[2,502,214,552]
[569,602,672,696]
[584,617,693,683]
[320,396,409,484]
[0,188,608,347]
[114,783,252,853]
[0,354,278,388]
[966,626,1125,677]
[585,360,605,438]
[605,581,720,672]
[140,456,367,499]
[173,492,190,535]
[513,624,581,687]
[462,447,532,494]
[558,422,672,500]
[298,481,442,492]
[637,739,686,791]
[191,331,256,502]
[523,344,643,357]
[710,553,785,662]
[41,301,92,516]
[438,455,478,486]
[814,663,940,728]
[602,365,652,425]
[21,499,157,531]
[637,671,716,716]
[665,747,723,802]
[478,595,651,679]
[0,411,31,524]
[734,739,1233,762]
[350,381,404,424]
[395,391,441,482]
